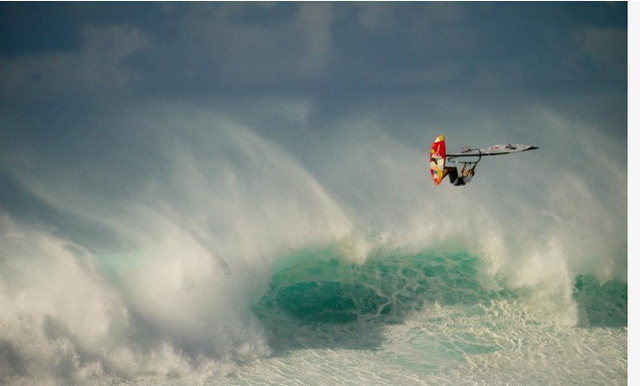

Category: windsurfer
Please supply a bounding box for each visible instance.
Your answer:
[443,162,477,186]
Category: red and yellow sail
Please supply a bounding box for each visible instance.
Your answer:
[429,134,446,185]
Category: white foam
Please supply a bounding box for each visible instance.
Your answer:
[0,101,626,382]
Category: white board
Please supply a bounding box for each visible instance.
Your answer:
[447,144,538,158]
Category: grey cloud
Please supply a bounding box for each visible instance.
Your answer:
[296,3,333,74]
[354,4,396,33]
[573,26,626,73]
[2,3,625,105]
[0,24,147,102]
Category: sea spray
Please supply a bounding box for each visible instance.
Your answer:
[0,102,626,384]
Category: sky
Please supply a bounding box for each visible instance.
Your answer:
[0,3,626,113]
[0,2,627,208]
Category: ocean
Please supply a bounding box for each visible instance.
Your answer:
[0,103,627,385]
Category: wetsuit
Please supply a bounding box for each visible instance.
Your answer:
[446,166,474,186]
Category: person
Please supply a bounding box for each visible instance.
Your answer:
[443,162,477,186]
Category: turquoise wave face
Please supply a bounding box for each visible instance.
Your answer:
[254,246,512,326]
[254,246,627,328]
[573,275,627,328]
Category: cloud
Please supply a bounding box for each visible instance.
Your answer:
[0,24,148,102]
[573,26,626,73]
[1,3,624,105]
[354,4,396,33]
[295,3,333,74]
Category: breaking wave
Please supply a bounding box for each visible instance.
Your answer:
[0,102,626,384]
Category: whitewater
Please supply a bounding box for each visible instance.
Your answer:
[0,102,626,385]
